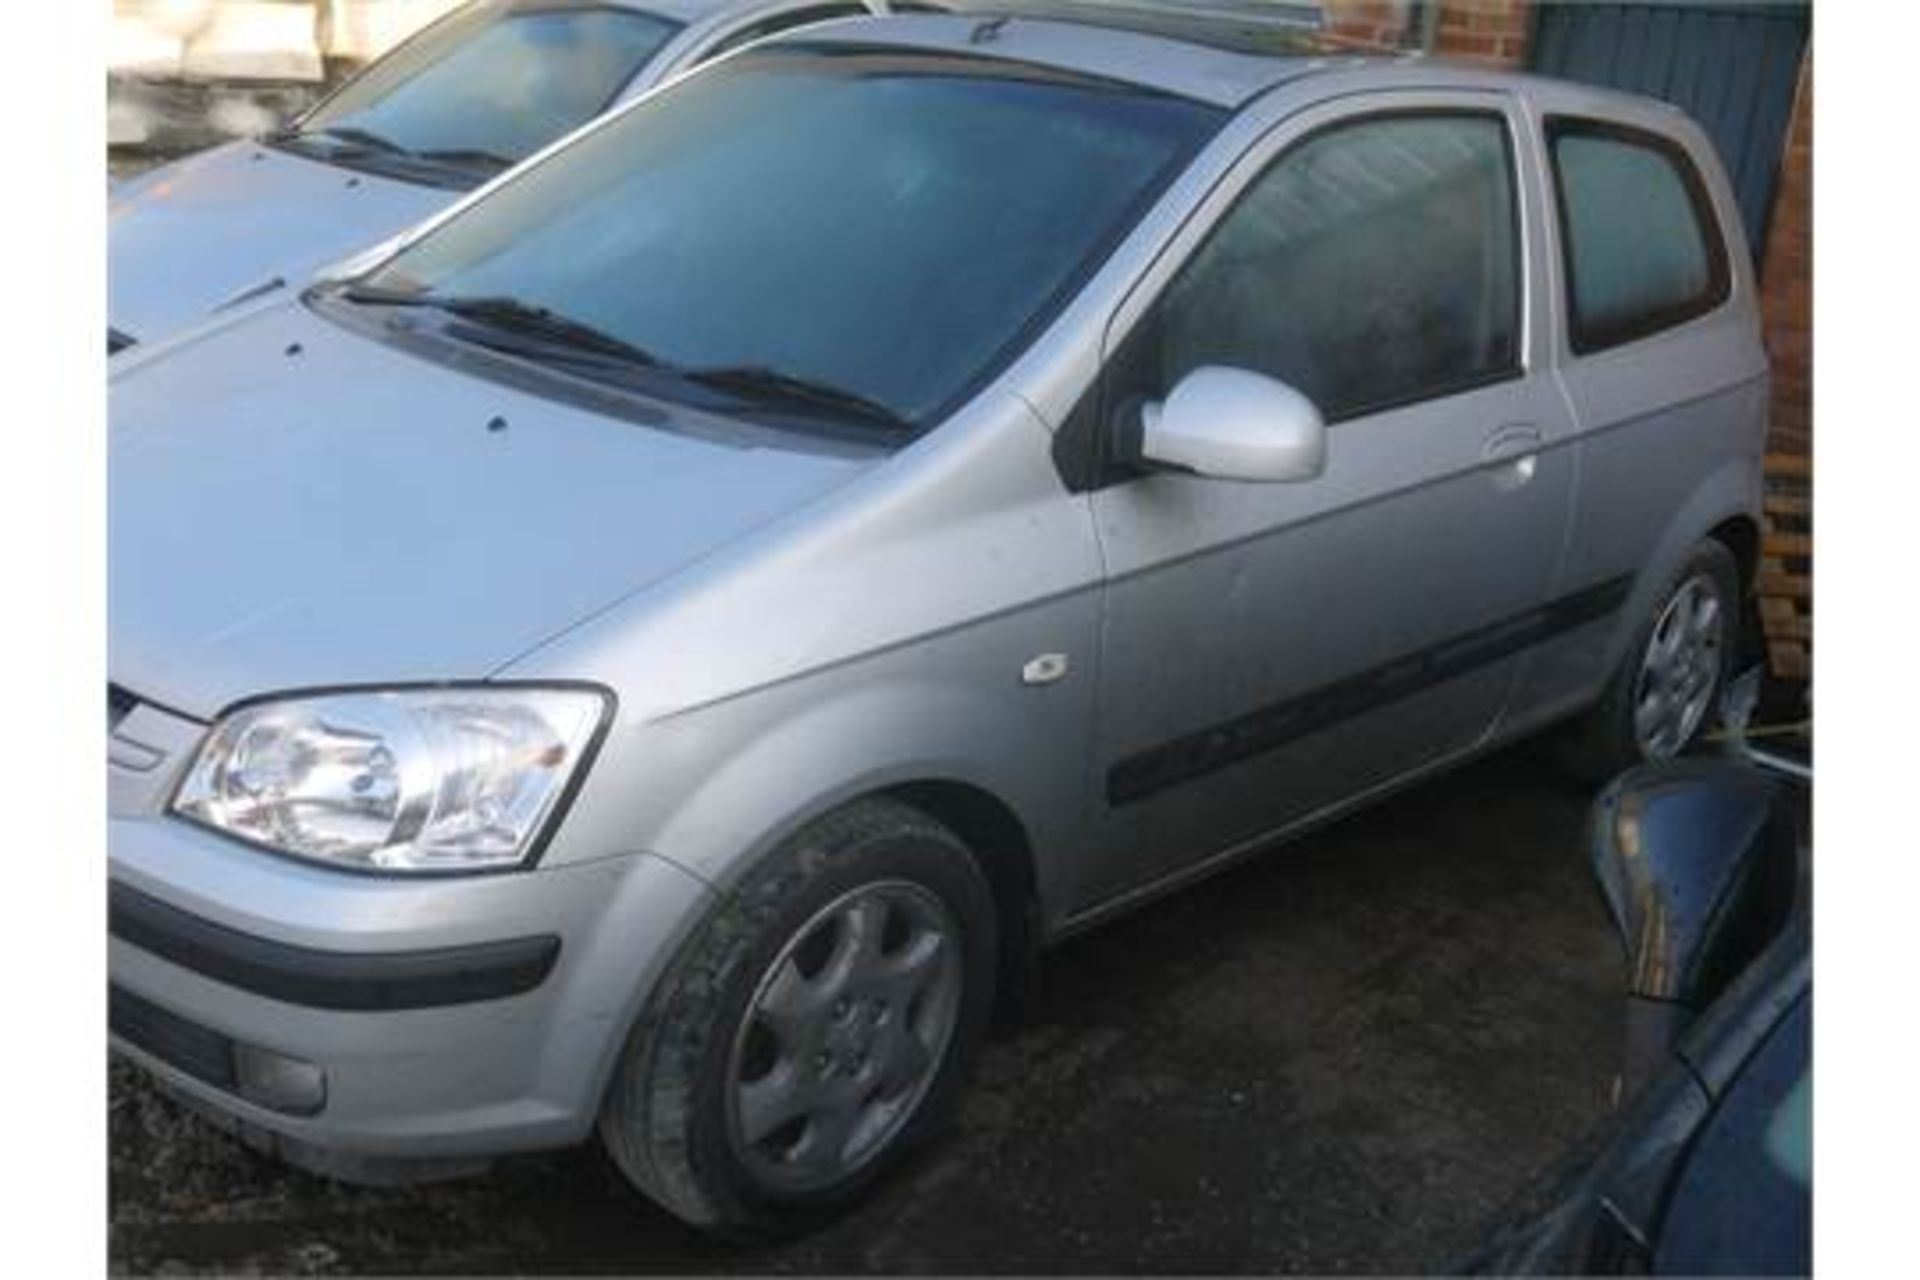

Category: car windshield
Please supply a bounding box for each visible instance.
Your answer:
[354,46,1224,431]
[295,1,681,170]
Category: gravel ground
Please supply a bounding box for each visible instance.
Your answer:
[110,748,1623,1275]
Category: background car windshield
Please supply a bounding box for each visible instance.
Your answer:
[301,2,681,163]
[361,47,1222,427]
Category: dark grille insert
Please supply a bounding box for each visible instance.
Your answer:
[108,684,137,732]
[110,984,237,1090]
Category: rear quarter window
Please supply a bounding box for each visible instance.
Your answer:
[1548,117,1731,354]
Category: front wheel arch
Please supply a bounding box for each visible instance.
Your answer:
[885,779,1041,1021]
[596,794,999,1234]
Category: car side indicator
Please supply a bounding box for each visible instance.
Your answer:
[1022,653,1071,686]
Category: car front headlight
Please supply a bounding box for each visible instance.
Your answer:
[172,686,610,874]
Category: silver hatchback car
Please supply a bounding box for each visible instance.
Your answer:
[109,13,1768,1234]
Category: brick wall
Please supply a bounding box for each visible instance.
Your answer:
[1319,0,1414,49]
[1321,0,1532,61]
[1753,49,1812,678]
[1759,53,1812,458]
[1432,0,1531,64]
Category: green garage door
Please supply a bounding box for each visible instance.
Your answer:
[1529,1,1809,253]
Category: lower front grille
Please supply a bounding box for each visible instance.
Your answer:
[111,984,237,1090]
[110,982,329,1115]
[108,683,137,733]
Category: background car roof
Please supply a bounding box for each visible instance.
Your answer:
[628,0,875,23]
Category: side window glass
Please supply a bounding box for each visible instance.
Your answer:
[1550,119,1730,353]
[1134,112,1521,424]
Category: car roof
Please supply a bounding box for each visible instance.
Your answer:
[780,12,1357,107]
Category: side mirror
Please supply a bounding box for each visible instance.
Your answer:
[1590,760,1802,1096]
[1134,366,1326,483]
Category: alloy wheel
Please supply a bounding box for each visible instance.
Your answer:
[724,880,963,1193]
[1633,572,1727,759]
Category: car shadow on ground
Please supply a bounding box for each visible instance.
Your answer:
[110,747,1623,1276]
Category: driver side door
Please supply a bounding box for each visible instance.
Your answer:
[1073,92,1582,911]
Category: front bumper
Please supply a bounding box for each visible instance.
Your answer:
[109,810,714,1166]
[110,880,562,1013]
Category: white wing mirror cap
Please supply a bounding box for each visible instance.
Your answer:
[1140,366,1328,483]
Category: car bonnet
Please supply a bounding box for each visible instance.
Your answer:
[109,303,881,717]
[109,140,450,345]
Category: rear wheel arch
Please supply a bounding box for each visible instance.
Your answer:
[1597,461,1763,681]
[1707,513,1761,595]
[1559,537,1741,780]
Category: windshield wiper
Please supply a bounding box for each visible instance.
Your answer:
[269,126,495,186]
[434,295,668,370]
[333,286,907,431]
[266,123,406,153]
[336,282,433,307]
[682,365,909,432]
[336,286,668,372]
[313,125,410,155]
[413,147,517,176]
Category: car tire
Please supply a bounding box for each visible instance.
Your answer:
[597,796,997,1236]
[1560,539,1742,782]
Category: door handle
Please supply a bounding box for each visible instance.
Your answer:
[1482,424,1543,491]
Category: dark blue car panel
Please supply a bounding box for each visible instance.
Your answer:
[1655,993,1811,1275]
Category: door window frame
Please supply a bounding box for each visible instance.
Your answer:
[1055,90,1537,494]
